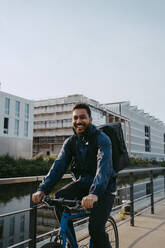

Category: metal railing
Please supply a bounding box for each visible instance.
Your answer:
[0,167,165,248]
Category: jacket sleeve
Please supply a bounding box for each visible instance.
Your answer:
[38,138,72,194]
[89,132,115,197]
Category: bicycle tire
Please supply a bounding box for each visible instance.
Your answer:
[40,242,62,248]
[105,216,119,248]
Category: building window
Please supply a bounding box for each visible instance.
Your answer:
[15,101,20,117]
[5,97,10,115]
[144,125,151,152]
[145,139,151,152]
[145,125,150,137]
[14,119,19,136]
[3,117,9,134]
[9,216,15,236]
[25,103,29,119]
[164,133,165,143]
[0,219,4,239]
[24,121,28,137]
[164,144,165,154]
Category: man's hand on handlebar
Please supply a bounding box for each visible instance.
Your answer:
[32,192,98,209]
[32,191,45,204]
[81,194,98,210]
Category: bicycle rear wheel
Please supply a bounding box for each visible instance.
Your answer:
[105,216,119,248]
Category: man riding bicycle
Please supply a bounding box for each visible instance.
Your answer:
[32,103,117,248]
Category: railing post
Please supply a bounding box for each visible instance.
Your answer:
[117,186,122,205]
[150,170,154,214]
[129,172,134,226]
[29,181,38,248]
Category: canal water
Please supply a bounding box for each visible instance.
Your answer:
[0,183,31,215]
[0,179,71,215]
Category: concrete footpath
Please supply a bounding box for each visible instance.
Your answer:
[118,200,165,248]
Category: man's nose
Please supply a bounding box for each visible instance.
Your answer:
[76,117,82,123]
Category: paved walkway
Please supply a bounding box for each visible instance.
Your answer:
[118,200,165,248]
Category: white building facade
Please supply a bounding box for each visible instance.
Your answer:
[33,94,129,155]
[106,101,165,161]
[0,91,34,159]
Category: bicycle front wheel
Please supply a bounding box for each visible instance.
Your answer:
[105,216,119,248]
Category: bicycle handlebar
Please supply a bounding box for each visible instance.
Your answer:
[42,196,82,208]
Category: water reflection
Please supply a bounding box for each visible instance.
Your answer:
[0,183,32,248]
[0,179,71,210]
[0,183,31,203]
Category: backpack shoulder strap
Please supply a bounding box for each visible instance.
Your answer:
[69,135,77,156]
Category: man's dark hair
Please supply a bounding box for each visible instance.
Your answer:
[72,103,91,117]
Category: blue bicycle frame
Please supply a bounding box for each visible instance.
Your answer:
[59,210,92,248]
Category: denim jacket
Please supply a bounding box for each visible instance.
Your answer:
[38,125,117,197]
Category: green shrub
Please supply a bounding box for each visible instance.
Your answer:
[129,157,165,168]
[0,154,54,178]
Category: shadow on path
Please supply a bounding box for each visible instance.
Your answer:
[127,217,165,248]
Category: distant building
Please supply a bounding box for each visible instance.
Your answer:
[33,95,165,161]
[106,101,165,161]
[0,91,34,159]
[33,94,129,155]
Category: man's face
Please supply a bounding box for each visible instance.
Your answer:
[72,108,92,134]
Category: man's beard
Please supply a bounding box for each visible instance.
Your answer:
[74,123,92,137]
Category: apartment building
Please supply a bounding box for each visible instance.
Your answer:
[0,91,34,159]
[33,94,129,155]
[106,101,165,161]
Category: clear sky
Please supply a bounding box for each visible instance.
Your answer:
[0,0,165,122]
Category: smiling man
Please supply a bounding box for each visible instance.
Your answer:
[32,103,117,248]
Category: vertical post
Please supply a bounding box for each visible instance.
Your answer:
[118,186,122,205]
[123,120,127,143]
[124,184,127,201]
[129,172,134,226]
[29,181,38,248]
[163,170,165,197]
[150,170,154,214]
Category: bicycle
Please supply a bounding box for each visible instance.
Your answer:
[40,196,119,248]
